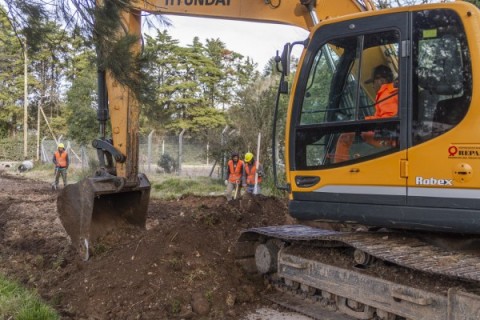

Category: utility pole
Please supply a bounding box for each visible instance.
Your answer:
[23,39,28,159]
[147,130,154,173]
[178,128,186,176]
[36,97,42,161]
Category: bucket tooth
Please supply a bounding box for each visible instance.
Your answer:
[57,173,150,257]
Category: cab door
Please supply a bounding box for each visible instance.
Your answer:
[287,13,410,223]
[406,8,478,232]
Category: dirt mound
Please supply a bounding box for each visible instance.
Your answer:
[0,173,293,319]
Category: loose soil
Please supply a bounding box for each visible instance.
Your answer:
[0,171,294,319]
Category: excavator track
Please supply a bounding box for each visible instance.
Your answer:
[266,291,356,320]
[237,225,480,283]
[235,225,480,320]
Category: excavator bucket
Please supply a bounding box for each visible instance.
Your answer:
[57,173,150,260]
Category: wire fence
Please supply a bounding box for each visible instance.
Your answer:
[34,132,223,178]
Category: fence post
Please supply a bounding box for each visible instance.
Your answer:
[41,137,47,163]
[220,125,228,179]
[178,129,186,176]
[147,130,154,173]
[81,146,88,170]
[209,160,217,177]
[254,132,261,195]
[36,98,41,161]
[207,142,209,166]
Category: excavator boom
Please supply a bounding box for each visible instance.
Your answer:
[137,0,371,30]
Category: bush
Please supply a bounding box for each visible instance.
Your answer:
[158,153,178,173]
[0,136,37,161]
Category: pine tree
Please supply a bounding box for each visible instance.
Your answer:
[0,6,25,137]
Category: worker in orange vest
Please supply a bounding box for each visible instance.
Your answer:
[52,143,69,190]
[224,151,244,201]
[242,152,265,195]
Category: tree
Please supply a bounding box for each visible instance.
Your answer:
[142,31,228,134]
[142,30,183,132]
[65,68,97,146]
[228,74,277,160]
[465,0,480,8]
[62,28,98,144]
[0,8,24,138]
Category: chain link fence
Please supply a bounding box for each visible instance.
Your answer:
[138,133,220,177]
[32,132,223,178]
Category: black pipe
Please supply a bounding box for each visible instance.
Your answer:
[97,70,108,139]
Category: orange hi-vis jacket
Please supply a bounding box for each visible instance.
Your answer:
[54,151,68,168]
[245,161,262,185]
[365,83,398,120]
[227,159,244,183]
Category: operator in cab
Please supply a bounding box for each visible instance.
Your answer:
[334,65,398,163]
[52,143,69,190]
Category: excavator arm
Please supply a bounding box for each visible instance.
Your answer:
[57,0,371,259]
[138,0,372,30]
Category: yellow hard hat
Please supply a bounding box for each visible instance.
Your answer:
[245,152,254,163]
[58,143,65,149]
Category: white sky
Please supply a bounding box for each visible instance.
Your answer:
[157,15,309,71]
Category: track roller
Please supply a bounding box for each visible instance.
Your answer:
[300,283,317,296]
[353,248,375,267]
[255,240,280,274]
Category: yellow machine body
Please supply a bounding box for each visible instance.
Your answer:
[284,2,480,233]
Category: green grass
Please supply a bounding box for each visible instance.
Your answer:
[14,163,282,199]
[17,160,95,186]
[151,176,225,199]
[16,164,281,199]
[12,163,227,199]
[0,276,59,320]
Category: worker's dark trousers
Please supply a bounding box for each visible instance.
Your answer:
[55,167,68,187]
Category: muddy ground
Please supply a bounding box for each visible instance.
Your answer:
[0,172,296,319]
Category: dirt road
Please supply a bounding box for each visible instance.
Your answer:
[0,172,301,319]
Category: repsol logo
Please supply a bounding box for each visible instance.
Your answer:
[458,151,480,156]
[165,0,231,5]
[415,177,453,186]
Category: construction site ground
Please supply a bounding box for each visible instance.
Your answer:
[0,170,306,319]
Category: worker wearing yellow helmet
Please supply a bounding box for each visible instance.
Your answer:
[242,152,264,195]
[52,142,69,190]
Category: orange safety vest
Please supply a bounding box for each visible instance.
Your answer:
[54,151,68,168]
[365,83,398,120]
[245,161,262,185]
[228,159,243,183]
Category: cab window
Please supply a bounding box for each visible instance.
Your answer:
[412,9,472,144]
[295,30,400,169]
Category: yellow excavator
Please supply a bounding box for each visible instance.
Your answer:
[58,0,480,318]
